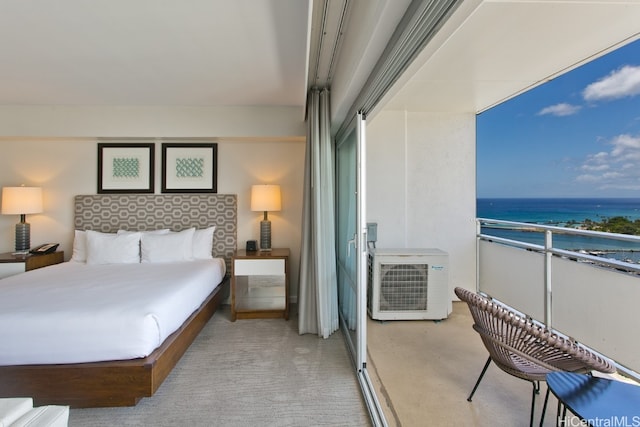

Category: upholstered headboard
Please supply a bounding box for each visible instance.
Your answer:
[74,194,237,270]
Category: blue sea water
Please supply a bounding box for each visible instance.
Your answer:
[477,198,640,262]
[477,198,640,225]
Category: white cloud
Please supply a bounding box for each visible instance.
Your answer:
[597,182,640,191]
[582,151,609,167]
[575,174,598,182]
[537,103,581,116]
[574,134,640,190]
[580,164,609,172]
[583,65,640,101]
[610,134,640,157]
[602,171,623,179]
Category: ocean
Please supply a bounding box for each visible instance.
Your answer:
[477,198,640,225]
[477,198,640,263]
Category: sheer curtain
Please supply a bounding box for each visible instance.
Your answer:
[298,88,339,338]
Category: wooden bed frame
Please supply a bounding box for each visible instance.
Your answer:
[0,279,228,407]
[0,194,237,408]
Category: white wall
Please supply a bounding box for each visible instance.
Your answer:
[0,105,305,300]
[366,109,477,296]
[0,105,304,138]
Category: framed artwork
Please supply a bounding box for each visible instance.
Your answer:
[161,143,218,193]
[97,143,155,194]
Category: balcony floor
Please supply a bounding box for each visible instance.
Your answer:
[368,301,572,426]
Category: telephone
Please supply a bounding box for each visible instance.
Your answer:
[30,243,59,255]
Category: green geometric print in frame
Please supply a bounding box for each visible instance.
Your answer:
[176,157,205,178]
[113,157,140,178]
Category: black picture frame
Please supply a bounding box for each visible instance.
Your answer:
[161,143,218,193]
[97,143,155,194]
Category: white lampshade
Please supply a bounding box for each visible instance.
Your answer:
[251,185,281,212]
[1,187,43,215]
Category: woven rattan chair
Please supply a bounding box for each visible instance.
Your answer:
[454,287,616,427]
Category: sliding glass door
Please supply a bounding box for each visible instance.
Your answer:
[336,113,386,426]
[336,120,358,355]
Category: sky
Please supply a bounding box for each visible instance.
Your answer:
[476,38,640,199]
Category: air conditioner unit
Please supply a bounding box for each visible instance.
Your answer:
[367,248,450,320]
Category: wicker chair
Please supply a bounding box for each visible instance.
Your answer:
[454,287,616,427]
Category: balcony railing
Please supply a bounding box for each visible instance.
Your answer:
[477,218,640,381]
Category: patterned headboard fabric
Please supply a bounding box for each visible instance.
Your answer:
[74,194,237,270]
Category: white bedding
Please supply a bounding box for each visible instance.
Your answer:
[0,259,225,366]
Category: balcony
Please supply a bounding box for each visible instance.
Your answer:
[368,220,640,426]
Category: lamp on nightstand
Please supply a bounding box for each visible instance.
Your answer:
[251,184,281,251]
[1,186,43,253]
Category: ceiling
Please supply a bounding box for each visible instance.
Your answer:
[380,0,640,115]
[1,0,639,127]
[0,0,311,107]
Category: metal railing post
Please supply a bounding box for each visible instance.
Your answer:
[476,219,481,293]
[544,230,552,327]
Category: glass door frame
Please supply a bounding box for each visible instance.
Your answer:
[336,112,387,426]
[355,111,367,371]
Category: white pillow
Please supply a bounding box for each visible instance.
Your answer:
[192,226,216,259]
[71,230,87,263]
[117,229,170,236]
[86,230,142,265]
[141,228,195,263]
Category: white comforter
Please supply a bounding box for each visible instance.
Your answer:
[0,259,225,366]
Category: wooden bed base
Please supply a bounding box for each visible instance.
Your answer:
[0,277,229,408]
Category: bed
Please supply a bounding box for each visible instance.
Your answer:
[0,194,237,408]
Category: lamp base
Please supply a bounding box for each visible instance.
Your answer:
[259,219,272,251]
[15,221,31,253]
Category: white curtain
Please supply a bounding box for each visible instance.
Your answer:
[298,88,339,338]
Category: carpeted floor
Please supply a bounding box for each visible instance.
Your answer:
[69,306,369,426]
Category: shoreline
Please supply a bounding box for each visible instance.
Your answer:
[480,224,640,263]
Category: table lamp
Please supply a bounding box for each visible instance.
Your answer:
[251,184,281,251]
[1,186,43,253]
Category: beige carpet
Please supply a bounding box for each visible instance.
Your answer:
[69,306,369,426]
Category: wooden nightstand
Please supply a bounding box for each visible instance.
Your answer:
[231,248,289,321]
[0,251,64,279]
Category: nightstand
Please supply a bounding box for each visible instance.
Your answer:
[0,251,64,279]
[231,248,289,321]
